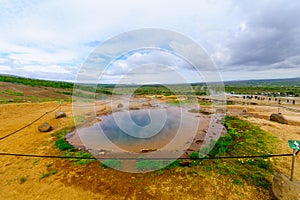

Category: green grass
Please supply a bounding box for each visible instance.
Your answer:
[64,151,96,165]
[40,170,57,179]
[52,128,96,165]
[0,97,17,103]
[28,95,69,103]
[199,116,278,190]
[19,177,27,184]
[0,75,73,89]
[101,159,122,169]
[0,89,24,96]
[135,159,180,171]
[32,159,40,165]
[232,178,243,185]
[54,138,74,151]
[136,160,166,171]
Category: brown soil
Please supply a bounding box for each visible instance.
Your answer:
[0,90,299,199]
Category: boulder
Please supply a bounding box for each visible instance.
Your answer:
[272,173,300,200]
[38,122,52,132]
[55,111,66,119]
[270,113,288,124]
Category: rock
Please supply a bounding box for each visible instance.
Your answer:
[96,118,102,122]
[38,122,52,132]
[97,149,108,155]
[117,103,123,108]
[129,107,140,110]
[195,139,203,144]
[270,113,288,124]
[55,111,66,119]
[140,149,157,153]
[272,173,300,200]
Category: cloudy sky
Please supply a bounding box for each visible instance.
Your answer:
[0,0,300,83]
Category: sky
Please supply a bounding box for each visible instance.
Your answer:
[0,0,300,83]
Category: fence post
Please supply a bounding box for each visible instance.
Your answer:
[288,140,300,181]
[290,149,296,181]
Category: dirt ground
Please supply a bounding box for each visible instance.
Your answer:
[0,97,300,199]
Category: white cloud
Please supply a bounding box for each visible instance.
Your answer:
[0,65,12,72]
[0,0,300,82]
[21,65,70,74]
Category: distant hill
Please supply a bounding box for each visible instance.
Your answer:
[1,74,300,87]
[1,74,300,96]
[0,74,74,89]
[224,77,300,86]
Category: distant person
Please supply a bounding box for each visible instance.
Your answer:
[293,100,295,104]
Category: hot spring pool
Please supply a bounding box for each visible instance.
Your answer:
[67,107,203,154]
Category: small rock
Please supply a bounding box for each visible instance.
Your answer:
[270,113,288,124]
[98,149,107,155]
[55,111,66,119]
[179,161,191,167]
[96,118,102,122]
[129,107,140,110]
[140,149,157,153]
[38,122,52,132]
[195,139,203,144]
[117,103,123,108]
[272,173,300,200]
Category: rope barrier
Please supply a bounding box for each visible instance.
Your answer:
[0,101,298,163]
[0,104,60,141]
[0,152,295,160]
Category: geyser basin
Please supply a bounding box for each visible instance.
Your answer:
[69,107,202,155]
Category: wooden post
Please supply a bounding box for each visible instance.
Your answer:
[290,149,296,181]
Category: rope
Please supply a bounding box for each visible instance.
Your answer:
[0,152,295,160]
[0,104,60,141]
